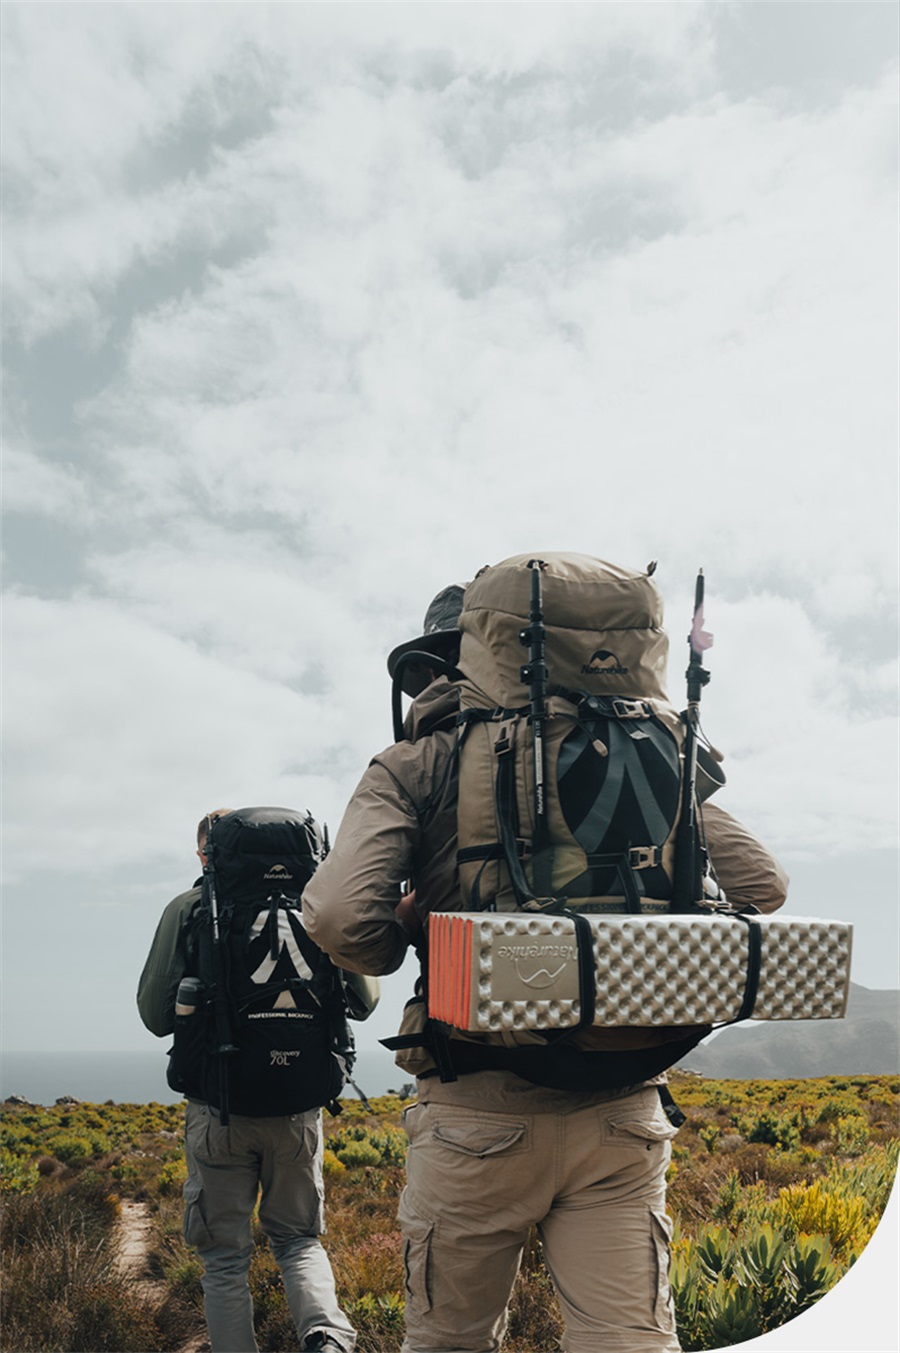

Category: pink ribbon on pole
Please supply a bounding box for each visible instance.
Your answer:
[690,603,714,655]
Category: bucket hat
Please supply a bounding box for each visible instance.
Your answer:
[387,583,465,698]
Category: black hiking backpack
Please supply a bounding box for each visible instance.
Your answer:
[167,806,357,1122]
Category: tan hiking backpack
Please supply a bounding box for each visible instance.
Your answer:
[384,552,727,1093]
[454,552,709,916]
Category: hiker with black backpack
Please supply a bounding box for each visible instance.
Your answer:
[138,806,379,1353]
[302,555,789,1353]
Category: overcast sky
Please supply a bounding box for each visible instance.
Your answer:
[1,6,898,1347]
[3,3,898,1050]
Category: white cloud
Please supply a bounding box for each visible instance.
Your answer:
[63,55,891,587]
[1,4,896,1023]
[2,592,375,881]
[1,443,94,522]
[672,589,898,854]
[1,3,718,343]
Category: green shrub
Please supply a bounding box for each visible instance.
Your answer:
[773,1177,877,1259]
[833,1114,870,1155]
[346,1292,405,1353]
[737,1109,801,1151]
[335,1139,382,1168]
[329,1124,406,1168]
[711,1171,767,1228]
[699,1124,721,1155]
[2,1081,897,1353]
[323,1148,346,1176]
[825,1140,899,1213]
[671,1221,844,1349]
[156,1158,187,1196]
[45,1132,95,1166]
[111,1160,139,1188]
[0,1148,40,1195]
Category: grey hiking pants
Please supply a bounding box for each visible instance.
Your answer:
[398,1085,681,1353]
[183,1101,356,1353]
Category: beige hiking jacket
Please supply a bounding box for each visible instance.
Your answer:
[302,679,789,1097]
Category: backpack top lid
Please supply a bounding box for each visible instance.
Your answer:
[458,552,669,706]
[206,806,325,903]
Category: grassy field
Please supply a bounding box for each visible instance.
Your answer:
[2,1072,898,1352]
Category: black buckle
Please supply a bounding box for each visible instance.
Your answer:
[613,698,651,719]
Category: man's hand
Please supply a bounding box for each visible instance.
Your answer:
[395,888,423,945]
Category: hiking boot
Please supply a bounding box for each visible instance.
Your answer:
[302,1333,348,1353]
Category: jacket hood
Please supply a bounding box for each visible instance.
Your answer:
[402,677,461,742]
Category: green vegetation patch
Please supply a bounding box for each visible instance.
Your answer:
[1,1075,897,1352]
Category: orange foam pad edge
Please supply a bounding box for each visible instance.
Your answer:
[428,914,474,1027]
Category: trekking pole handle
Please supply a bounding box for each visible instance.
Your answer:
[686,570,712,707]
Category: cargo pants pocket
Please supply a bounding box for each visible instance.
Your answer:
[651,1208,677,1333]
[183,1177,213,1250]
[398,1199,436,1316]
[608,1109,679,1148]
[431,1119,527,1158]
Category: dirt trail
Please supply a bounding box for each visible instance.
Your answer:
[115,1199,209,1353]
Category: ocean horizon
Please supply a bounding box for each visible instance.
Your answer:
[1,1047,405,1107]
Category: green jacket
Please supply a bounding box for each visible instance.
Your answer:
[137,884,200,1037]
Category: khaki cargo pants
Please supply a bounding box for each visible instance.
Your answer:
[398,1086,681,1353]
[183,1101,356,1353]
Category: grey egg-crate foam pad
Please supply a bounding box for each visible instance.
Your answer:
[427,911,852,1032]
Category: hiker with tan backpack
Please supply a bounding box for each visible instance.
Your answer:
[302,553,790,1353]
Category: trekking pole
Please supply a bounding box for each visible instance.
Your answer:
[520,560,553,898]
[671,570,712,911]
[204,828,239,1125]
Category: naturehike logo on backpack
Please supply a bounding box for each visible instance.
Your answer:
[581,649,629,677]
[264,864,293,880]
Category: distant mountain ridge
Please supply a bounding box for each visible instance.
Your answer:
[681,982,899,1078]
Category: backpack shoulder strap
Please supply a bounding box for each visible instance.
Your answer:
[179,883,209,971]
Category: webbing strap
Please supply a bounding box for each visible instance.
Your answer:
[268,898,280,961]
[426,1022,458,1083]
[731,914,762,1023]
[616,858,643,915]
[658,1085,687,1128]
[456,704,532,728]
[380,1024,459,1084]
[380,1032,424,1050]
[457,841,531,864]
[495,726,544,909]
[571,911,596,1029]
[218,1054,231,1127]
